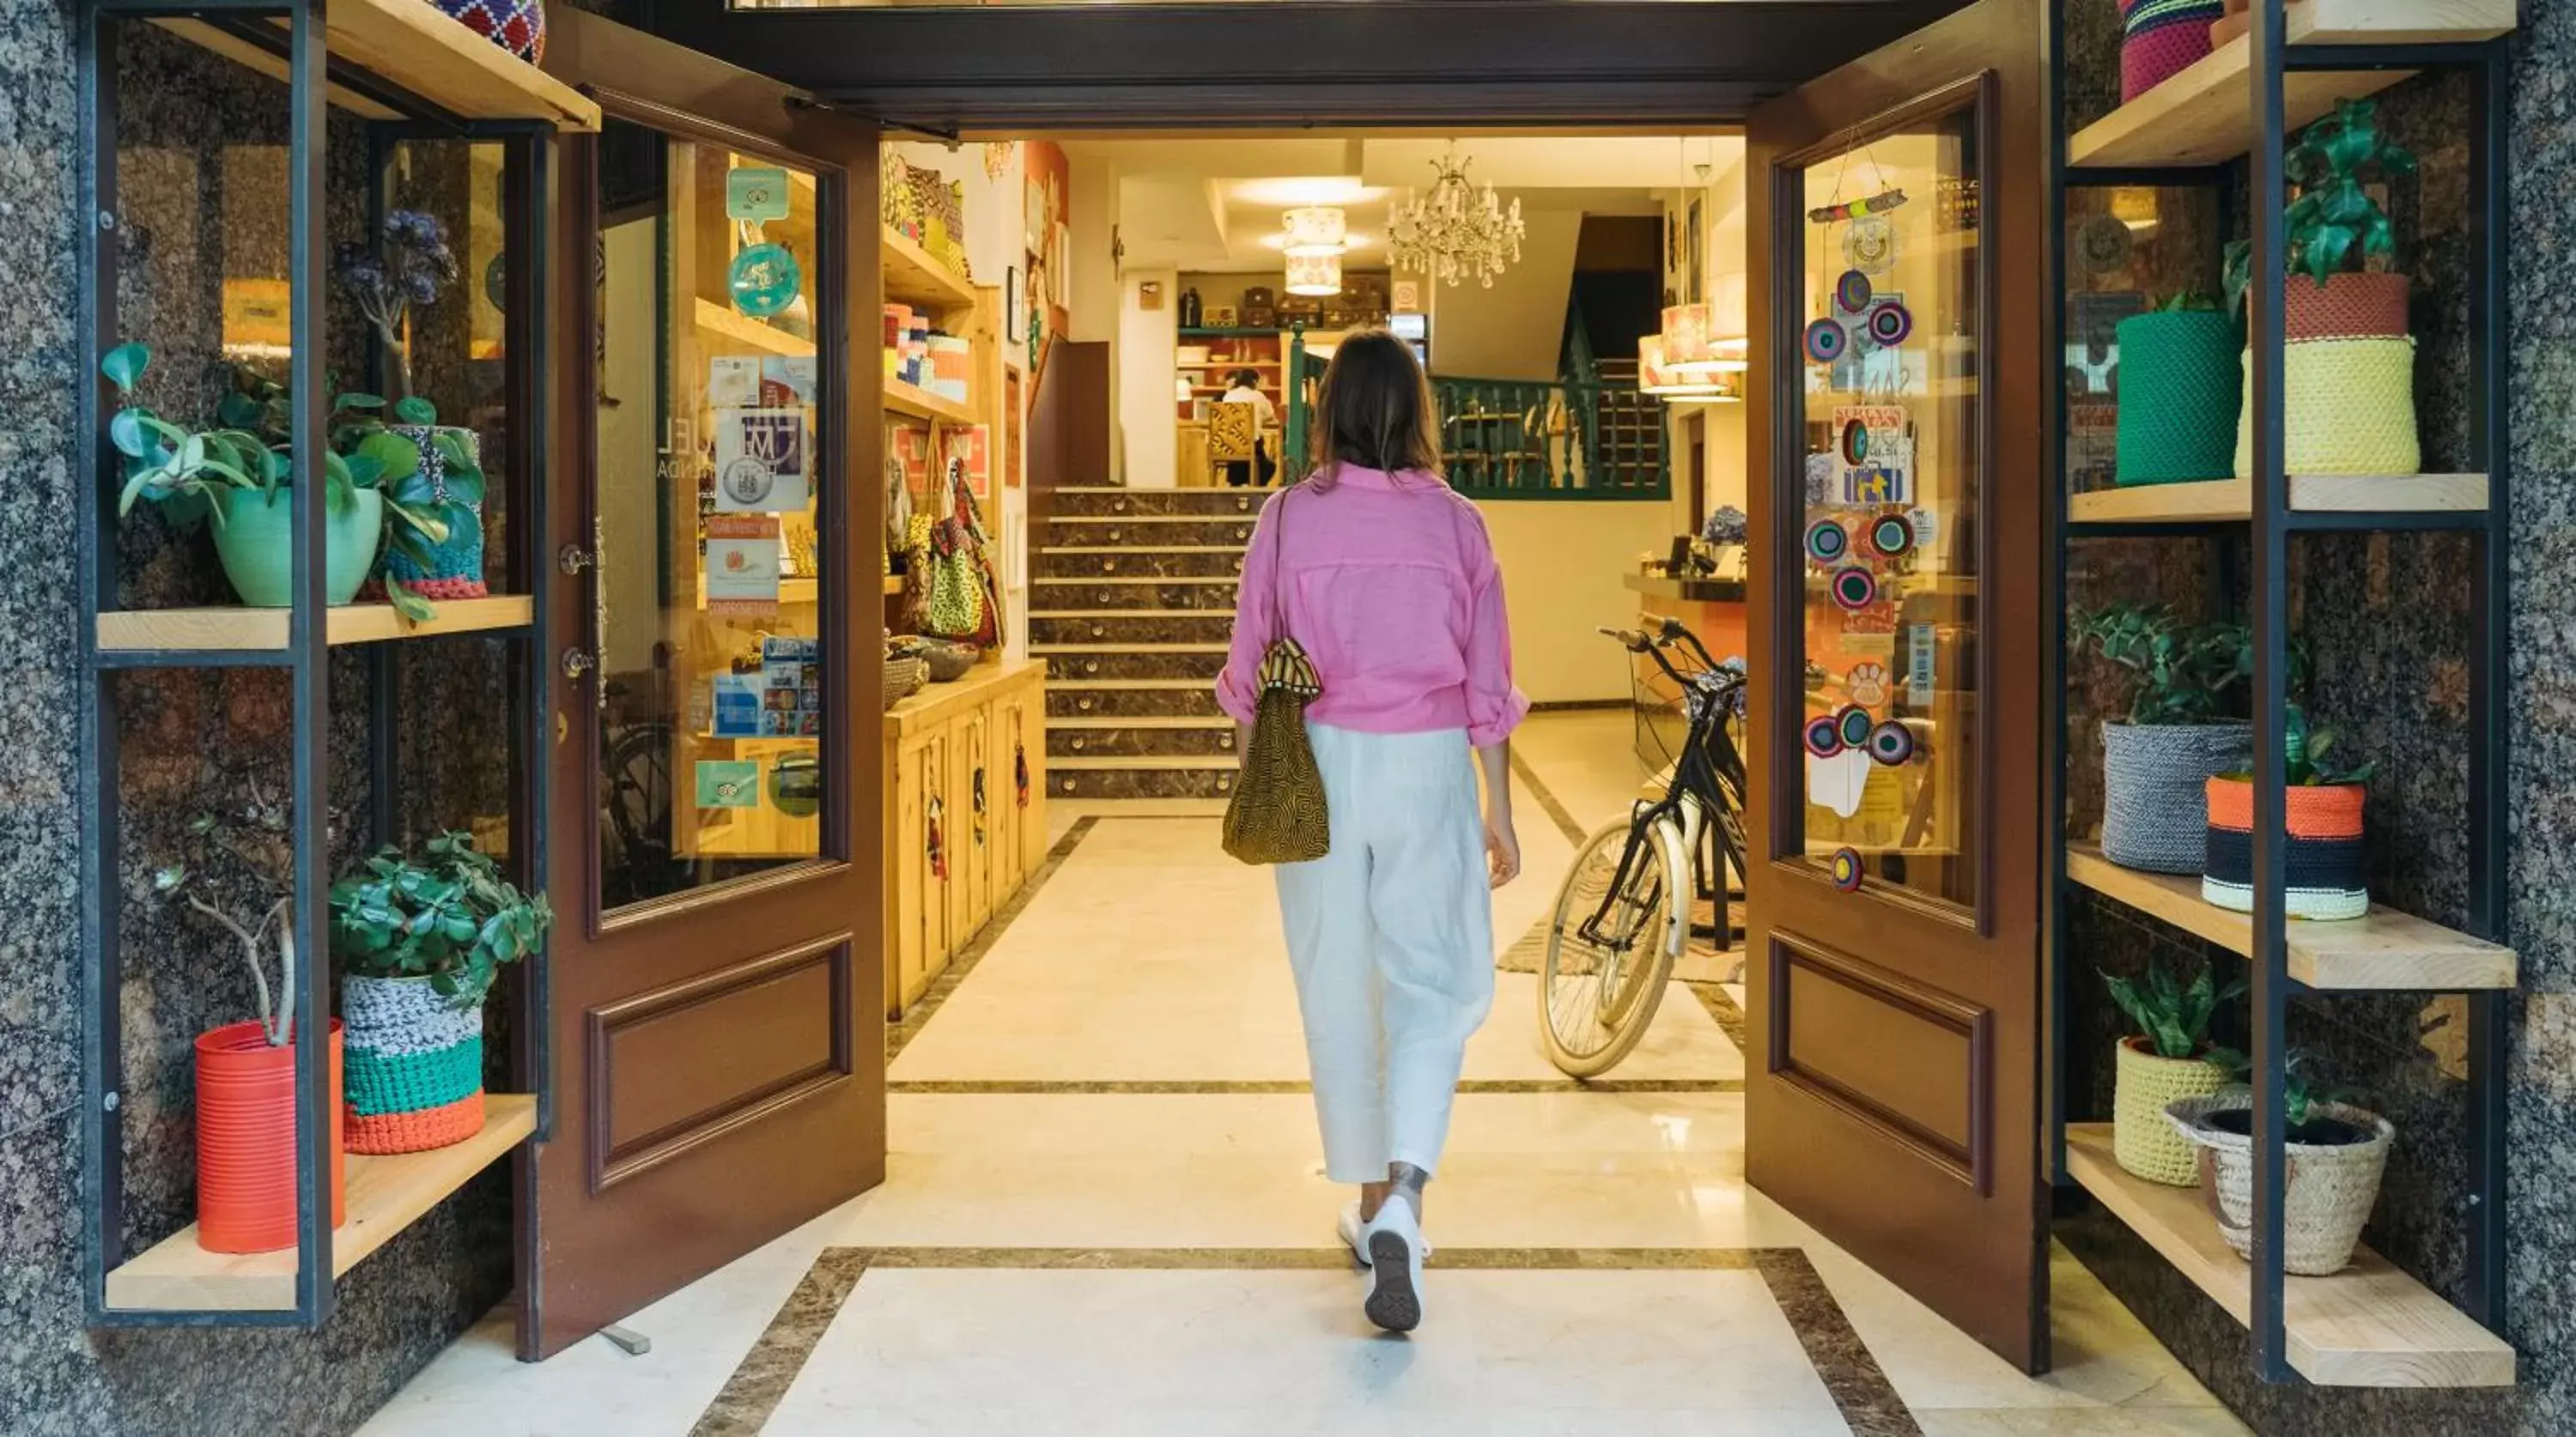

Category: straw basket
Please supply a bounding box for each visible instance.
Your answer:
[884,654,929,711]
[2114,1038,2231,1185]
[2166,1094,2392,1276]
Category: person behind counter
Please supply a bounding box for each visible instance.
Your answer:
[1218,368,1279,487]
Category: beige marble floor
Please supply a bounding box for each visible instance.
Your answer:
[358,713,2243,1437]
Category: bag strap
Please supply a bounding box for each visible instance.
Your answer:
[1268,487,1291,645]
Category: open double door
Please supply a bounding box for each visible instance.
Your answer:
[517,0,2057,1375]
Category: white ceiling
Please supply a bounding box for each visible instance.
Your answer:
[1071,135,1734,275]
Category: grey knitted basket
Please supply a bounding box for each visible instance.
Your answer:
[2101,722,2247,874]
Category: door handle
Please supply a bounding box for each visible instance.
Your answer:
[562,648,598,682]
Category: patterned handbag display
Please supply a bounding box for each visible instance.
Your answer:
[1221,493,1330,866]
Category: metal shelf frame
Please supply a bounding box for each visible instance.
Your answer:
[74,0,554,1329]
[2044,0,2512,1385]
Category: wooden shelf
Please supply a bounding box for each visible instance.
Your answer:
[884,379,976,427]
[2068,0,2514,167]
[96,596,533,652]
[2069,474,2488,524]
[2064,1124,2512,1386]
[2066,843,2515,990]
[155,0,598,130]
[695,298,813,360]
[882,228,977,312]
[106,1095,537,1313]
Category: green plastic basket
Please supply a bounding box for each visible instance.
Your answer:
[2117,310,2241,485]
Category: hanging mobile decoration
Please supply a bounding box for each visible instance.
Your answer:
[1868,719,1918,767]
[1829,846,1867,892]
[1866,300,1914,347]
[1868,512,1916,558]
[1803,714,1845,758]
[1804,317,1850,364]
[1805,518,1850,565]
[1830,565,1879,611]
[1839,418,1872,464]
[1807,189,1909,226]
[1834,269,1874,314]
[1843,215,1900,276]
[1835,703,1875,750]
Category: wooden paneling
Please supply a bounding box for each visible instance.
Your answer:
[1772,937,1990,1182]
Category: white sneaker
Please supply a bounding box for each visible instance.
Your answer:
[1361,1196,1425,1332]
[1339,1199,1370,1266]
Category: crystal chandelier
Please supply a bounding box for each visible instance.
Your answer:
[1388,143,1525,288]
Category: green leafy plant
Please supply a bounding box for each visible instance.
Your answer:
[2203,1046,2358,1131]
[149,774,305,1048]
[2223,703,2377,786]
[2105,958,2245,1059]
[2223,98,2419,313]
[2074,604,2249,725]
[327,831,552,1005]
[2156,290,2224,314]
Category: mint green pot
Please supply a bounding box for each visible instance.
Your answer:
[210,488,382,608]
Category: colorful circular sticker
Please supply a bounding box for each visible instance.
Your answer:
[1844,215,1899,276]
[1836,703,1874,750]
[1839,420,1870,465]
[1846,662,1890,707]
[1867,300,1914,346]
[1829,847,1866,892]
[1830,565,1879,611]
[727,241,803,318]
[1868,512,1916,558]
[1803,714,1845,758]
[1804,317,1849,364]
[1868,720,1917,767]
[1835,269,1874,314]
[1804,518,1850,565]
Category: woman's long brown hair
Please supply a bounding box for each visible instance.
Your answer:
[1307,328,1441,487]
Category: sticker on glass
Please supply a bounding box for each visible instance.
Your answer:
[1845,662,1890,707]
[708,355,761,408]
[728,241,802,318]
[1804,518,1850,566]
[1908,622,1938,706]
[1830,404,1911,506]
[706,513,783,615]
[1808,748,1872,819]
[696,759,761,809]
[714,406,809,513]
[726,167,793,224]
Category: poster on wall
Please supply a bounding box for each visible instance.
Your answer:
[1829,404,1911,506]
[705,513,782,615]
[760,356,817,407]
[950,425,992,502]
[712,673,764,737]
[713,406,808,512]
[708,355,760,408]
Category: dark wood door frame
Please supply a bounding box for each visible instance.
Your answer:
[532,6,886,1360]
[647,0,1974,131]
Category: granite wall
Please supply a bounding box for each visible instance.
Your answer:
[0,15,518,1437]
[2057,3,2576,1431]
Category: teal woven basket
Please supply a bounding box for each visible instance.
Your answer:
[2117,310,2241,485]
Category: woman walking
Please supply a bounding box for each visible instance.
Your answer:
[1216,330,1527,1333]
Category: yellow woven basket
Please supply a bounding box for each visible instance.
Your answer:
[2233,336,2421,478]
[2113,1038,2230,1185]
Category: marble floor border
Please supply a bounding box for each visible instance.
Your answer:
[886,816,1101,1065]
[689,1245,1921,1437]
[888,1077,1745,1094]
[1510,748,1592,846]
[1686,979,1752,1052]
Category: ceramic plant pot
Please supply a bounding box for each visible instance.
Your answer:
[2122,0,2223,101]
[2113,1037,2230,1185]
[342,974,488,1155]
[2234,271,2421,478]
[378,425,489,599]
[2167,1094,2393,1275]
[2115,310,2241,484]
[210,488,382,609]
[2100,722,2247,874]
[194,1019,345,1254]
[2203,776,2368,919]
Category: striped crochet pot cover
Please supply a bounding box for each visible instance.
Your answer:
[2202,776,2368,920]
[2121,0,2221,100]
[2234,272,2421,478]
[342,974,489,1154]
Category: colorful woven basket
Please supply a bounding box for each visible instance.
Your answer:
[2121,0,2221,100]
[342,974,489,1154]
[380,425,489,600]
[2233,337,2421,479]
[2113,1037,2231,1185]
[2202,776,2368,920]
[2115,311,2241,485]
[432,0,544,63]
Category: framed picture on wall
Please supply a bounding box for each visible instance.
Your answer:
[1685,197,1704,305]
[1005,265,1026,357]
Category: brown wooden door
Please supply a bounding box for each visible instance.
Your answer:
[527,9,884,1361]
[1742,0,2051,1372]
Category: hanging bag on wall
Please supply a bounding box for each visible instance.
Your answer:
[1221,491,1330,865]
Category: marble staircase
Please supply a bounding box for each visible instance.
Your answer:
[1032,487,1263,803]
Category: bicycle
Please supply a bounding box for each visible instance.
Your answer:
[1537,614,1749,1076]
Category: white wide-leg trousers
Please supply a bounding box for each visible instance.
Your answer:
[1274,722,1496,1183]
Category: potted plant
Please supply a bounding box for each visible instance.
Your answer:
[2166,1048,2393,1276]
[337,209,491,603]
[2075,603,2269,874]
[2226,98,2421,479]
[2203,706,2374,919]
[327,831,551,1154]
[2115,292,2240,486]
[151,777,344,1255]
[2121,0,2221,102]
[2105,957,2245,1185]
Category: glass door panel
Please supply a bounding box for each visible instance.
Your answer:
[1789,101,1984,913]
[596,118,831,910]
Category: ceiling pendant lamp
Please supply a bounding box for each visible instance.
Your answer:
[1281,205,1348,256]
[1285,247,1342,298]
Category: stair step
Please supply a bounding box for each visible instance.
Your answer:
[1050,755,1240,771]
[1048,715,1231,728]
[1050,678,1211,690]
[1032,642,1229,654]
[1041,545,1247,555]
[1027,609,1234,620]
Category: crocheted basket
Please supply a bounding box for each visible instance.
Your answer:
[433,0,545,63]
[380,425,490,600]
[2233,337,2421,479]
[2116,310,2241,485]
[2122,0,2221,100]
[2202,776,2369,920]
[2283,270,2410,342]
[341,974,489,1155]
[2113,1037,2231,1185]
[2166,1094,2393,1275]
[2101,722,2246,874]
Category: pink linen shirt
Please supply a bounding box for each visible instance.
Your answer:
[1217,464,1529,749]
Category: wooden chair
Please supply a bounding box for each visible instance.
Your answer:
[1206,401,1259,486]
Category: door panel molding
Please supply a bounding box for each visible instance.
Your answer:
[587,936,857,1188]
[1768,932,1992,1192]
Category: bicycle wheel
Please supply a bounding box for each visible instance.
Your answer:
[1539,821,1680,1077]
